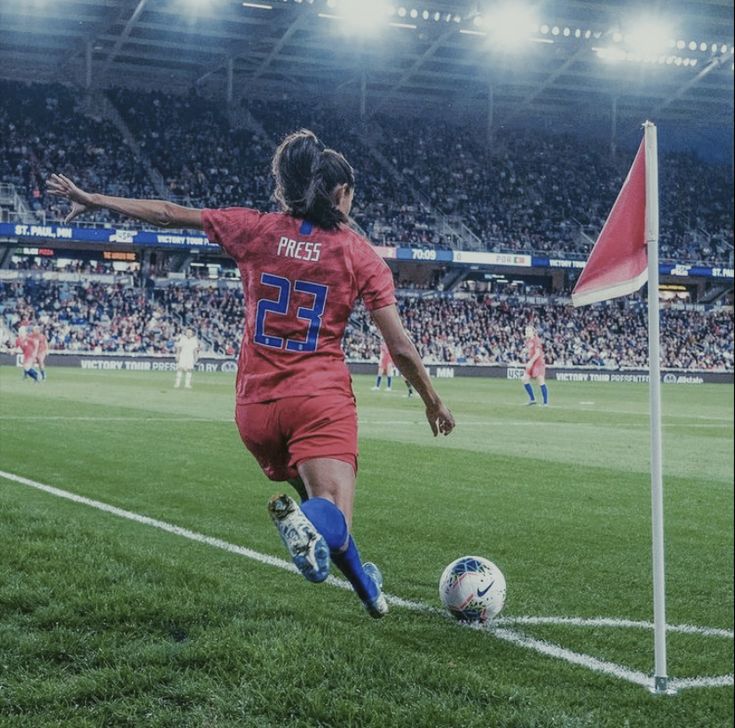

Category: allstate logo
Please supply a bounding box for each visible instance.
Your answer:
[662,373,677,384]
[507,367,525,380]
[220,361,237,373]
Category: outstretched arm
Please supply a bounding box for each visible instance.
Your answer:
[371,304,455,437]
[46,174,203,229]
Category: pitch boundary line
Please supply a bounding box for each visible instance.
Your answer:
[1,469,732,693]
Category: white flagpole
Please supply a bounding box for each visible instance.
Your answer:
[643,121,672,695]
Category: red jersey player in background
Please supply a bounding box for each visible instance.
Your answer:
[371,340,394,391]
[30,325,49,380]
[15,326,40,382]
[48,129,455,618]
[522,325,549,406]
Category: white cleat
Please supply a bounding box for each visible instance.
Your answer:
[362,562,389,618]
[268,494,330,583]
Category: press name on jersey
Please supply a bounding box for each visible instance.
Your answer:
[277,236,321,262]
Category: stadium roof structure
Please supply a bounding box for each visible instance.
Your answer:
[1,0,733,134]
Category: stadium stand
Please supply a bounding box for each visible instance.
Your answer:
[2,275,732,371]
[0,80,156,225]
[1,81,732,264]
[1,82,732,372]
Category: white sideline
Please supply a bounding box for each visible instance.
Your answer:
[1,469,732,693]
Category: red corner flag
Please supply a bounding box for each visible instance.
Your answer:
[572,138,648,307]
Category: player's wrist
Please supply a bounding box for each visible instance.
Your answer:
[422,392,441,409]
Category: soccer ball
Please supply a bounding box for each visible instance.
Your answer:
[439,556,506,623]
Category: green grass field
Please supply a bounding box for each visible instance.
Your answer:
[0,367,732,727]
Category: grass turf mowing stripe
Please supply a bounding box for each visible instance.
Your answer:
[0,415,730,430]
[2,469,732,694]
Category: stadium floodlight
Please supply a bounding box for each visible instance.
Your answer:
[486,3,538,50]
[596,47,627,63]
[625,17,673,56]
[335,0,391,34]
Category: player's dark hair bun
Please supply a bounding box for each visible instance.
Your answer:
[272,129,355,230]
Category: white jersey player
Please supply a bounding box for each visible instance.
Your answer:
[175,328,200,389]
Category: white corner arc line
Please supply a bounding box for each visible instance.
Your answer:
[1,469,732,693]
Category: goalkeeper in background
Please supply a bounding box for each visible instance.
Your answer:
[175,327,200,389]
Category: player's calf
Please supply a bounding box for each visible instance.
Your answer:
[300,497,388,618]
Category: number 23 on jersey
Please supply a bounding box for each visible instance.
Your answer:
[254,272,329,354]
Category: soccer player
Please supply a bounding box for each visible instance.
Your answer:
[30,325,49,380]
[15,327,40,382]
[522,325,549,406]
[175,327,200,389]
[47,131,455,618]
[371,340,394,391]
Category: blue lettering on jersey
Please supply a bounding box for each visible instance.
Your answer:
[254,272,329,353]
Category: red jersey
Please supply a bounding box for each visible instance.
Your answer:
[31,332,48,355]
[15,336,37,362]
[526,335,545,365]
[202,208,396,404]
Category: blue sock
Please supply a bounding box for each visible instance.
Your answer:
[332,537,378,603]
[301,497,349,552]
[524,383,535,402]
[541,384,548,404]
[301,497,378,602]
[375,375,382,388]
[25,368,39,381]
[387,376,392,389]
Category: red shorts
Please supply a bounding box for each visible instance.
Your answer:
[527,361,546,379]
[235,393,358,482]
[378,353,393,374]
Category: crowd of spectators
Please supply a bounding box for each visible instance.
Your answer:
[154,284,241,357]
[1,279,175,353]
[2,278,732,372]
[109,88,274,211]
[376,114,733,263]
[0,80,156,225]
[1,81,732,265]
[345,295,733,371]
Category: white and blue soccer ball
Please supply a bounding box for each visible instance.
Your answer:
[439,556,506,623]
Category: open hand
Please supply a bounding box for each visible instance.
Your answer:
[46,174,96,223]
[426,400,455,437]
